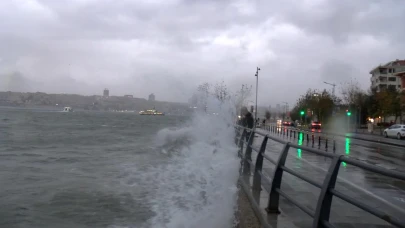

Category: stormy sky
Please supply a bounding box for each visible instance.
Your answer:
[0,0,404,106]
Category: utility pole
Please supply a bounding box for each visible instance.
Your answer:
[255,67,261,124]
[323,81,336,97]
[324,81,337,117]
[282,101,288,121]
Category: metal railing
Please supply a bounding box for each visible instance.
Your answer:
[263,125,337,152]
[263,124,405,148]
[235,125,405,228]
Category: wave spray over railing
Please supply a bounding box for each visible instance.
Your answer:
[139,99,240,228]
[235,125,405,228]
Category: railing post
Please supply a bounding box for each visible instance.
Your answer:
[252,135,269,191]
[312,134,315,146]
[266,143,291,214]
[333,140,336,152]
[238,129,246,158]
[243,131,255,176]
[312,155,342,228]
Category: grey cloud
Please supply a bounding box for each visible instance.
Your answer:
[0,0,404,105]
[278,0,405,44]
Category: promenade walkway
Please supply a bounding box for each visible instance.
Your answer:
[236,126,405,228]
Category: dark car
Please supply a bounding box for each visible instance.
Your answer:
[310,121,321,129]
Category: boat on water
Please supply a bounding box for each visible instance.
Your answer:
[139,108,164,116]
[63,107,74,112]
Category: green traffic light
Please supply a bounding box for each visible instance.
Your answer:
[347,112,351,116]
[300,111,304,115]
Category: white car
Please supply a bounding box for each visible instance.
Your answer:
[383,124,405,139]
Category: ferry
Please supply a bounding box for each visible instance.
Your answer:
[63,107,74,112]
[139,108,164,116]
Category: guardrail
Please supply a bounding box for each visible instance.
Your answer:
[262,125,337,152]
[263,124,405,148]
[235,125,405,228]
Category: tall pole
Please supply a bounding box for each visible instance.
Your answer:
[255,67,260,124]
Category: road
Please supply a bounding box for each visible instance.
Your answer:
[246,127,405,227]
[267,126,405,172]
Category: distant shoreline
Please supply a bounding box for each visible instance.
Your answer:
[0,91,192,115]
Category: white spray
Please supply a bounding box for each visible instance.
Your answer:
[146,99,241,228]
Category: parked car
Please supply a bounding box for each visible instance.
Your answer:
[383,124,405,139]
[310,121,321,129]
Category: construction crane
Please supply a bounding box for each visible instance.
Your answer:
[323,81,336,96]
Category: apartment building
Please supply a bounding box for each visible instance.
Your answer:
[370,59,405,92]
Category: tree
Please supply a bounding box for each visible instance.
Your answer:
[232,84,253,116]
[375,86,403,122]
[197,82,211,112]
[341,79,368,126]
[291,88,337,123]
[213,80,230,103]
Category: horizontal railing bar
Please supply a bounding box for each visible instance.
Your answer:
[321,220,336,228]
[248,145,260,153]
[265,134,289,144]
[258,170,273,187]
[275,188,315,218]
[246,159,254,167]
[280,165,323,188]
[289,143,336,158]
[262,153,277,165]
[253,130,267,137]
[340,157,405,181]
[330,189,405,228]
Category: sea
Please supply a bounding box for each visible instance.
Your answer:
[0,106,240,228]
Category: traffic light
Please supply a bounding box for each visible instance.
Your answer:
[300,111,304,115]
[347,111,351,116]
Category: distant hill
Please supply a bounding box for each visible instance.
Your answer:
[0,91,191,115]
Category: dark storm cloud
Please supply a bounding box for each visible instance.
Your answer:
[0,0,404,104]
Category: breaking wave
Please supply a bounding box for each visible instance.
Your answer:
[145,102,241,228]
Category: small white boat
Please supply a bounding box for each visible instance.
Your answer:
[63,107,73,112]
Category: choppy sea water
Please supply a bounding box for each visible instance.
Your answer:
[0,107,240,228]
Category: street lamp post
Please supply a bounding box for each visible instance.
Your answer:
[282,101,288,121]
[324,81,337,117]
[255,67,261,124]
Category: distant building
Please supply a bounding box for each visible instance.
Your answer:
[370,59,405,123]
[276,104,281,115]
[124,95,133,98]
[370,59,405,92]
[148,93,155,101]
[103,88,109,97]
[394,71,405,109]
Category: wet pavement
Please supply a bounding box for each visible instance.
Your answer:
[240,128,405,228]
